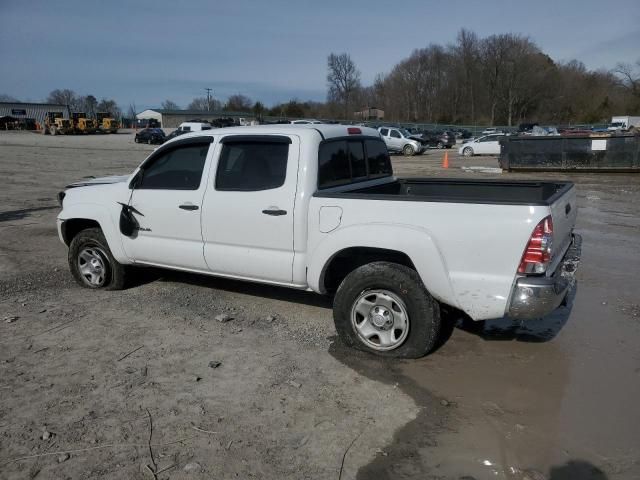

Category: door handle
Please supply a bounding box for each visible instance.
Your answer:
[179,204,199,211]
[262,208,287,216]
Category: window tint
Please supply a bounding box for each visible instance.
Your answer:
[318,138,392,189]
[379,128,389,136]
[349,141,367,178]
[365,139,392,176]
[216,142,288,191]
[390,130,401,138]
[139,144,209,190]
[318,141,349,188]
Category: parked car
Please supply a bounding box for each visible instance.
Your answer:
[134,128,165,145]
[378,127,424,156]
[163,129,188,143]
[452,128,472,139]
[481,127,499,135]
[410,130,456,149]
[458,134,505,156]
[57,124,580,358]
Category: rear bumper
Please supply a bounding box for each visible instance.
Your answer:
[508,233,582,319]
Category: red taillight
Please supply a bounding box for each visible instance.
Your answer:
[348,127,361,135]
[518,216,553,274]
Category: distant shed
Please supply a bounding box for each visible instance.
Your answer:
[0,102,69,125]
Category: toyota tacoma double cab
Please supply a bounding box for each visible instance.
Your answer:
[57,125,581,358]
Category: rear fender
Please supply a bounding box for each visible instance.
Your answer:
[308,223,458,307]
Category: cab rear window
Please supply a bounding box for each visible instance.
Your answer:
[318,138,392,189]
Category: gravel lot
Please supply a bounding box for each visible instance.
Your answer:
[1,131,639,480]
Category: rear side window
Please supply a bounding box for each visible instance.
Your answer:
[318,138,392,189]
[139,144,209,190]
[379,128,389,136]
[216,141,288,191]
[365,139,392,176]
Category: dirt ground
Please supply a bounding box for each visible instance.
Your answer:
[1,130,639,480]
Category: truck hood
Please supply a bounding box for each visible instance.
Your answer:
[66,174,130,189]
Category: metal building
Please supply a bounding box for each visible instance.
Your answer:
[136,109,255,128]
[0,102,70,126]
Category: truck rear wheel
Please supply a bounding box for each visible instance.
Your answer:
[333,262,440,358]
[68,228,127,290]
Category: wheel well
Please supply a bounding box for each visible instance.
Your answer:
[322,247,416,293]
[61,218,101,245]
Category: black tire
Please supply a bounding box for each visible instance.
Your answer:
[333,262,440,358]
[134,136,139,143]
[402,144,415,156]
[436,142,444,149]
[68,227,127,290]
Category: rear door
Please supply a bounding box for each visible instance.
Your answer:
[121,138,213,270]
[201,135,299,283]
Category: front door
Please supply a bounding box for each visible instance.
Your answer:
[388,129,403,151]
[121,140,212,270]
[201,135,299,284]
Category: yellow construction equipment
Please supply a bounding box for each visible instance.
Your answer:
[97,112,118,133]
[72,112,98,134]
[42,112,73,135]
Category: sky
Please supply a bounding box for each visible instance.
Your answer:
[1,0,638,111]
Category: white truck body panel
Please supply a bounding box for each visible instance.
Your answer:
[58,124,578,322]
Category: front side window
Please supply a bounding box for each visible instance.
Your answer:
[390,130,401,139]
[139,144,209,190]
[216,141,289,191]
[379,128,389,136]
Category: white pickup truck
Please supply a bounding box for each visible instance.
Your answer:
[57,125,581,358]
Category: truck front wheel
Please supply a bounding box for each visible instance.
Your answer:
[68,228,127,290]
[333,262,440,358]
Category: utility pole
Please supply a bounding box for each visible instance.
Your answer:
[205,88,213,111]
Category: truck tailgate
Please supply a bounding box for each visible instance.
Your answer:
[548,184,578,272]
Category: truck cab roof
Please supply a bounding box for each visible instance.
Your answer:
[162,124,381,147]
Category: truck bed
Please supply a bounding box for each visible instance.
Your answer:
[314,178,573,206]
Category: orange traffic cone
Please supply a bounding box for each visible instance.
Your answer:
[442,151,449,169]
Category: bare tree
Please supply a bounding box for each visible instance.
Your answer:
[96,98,121,118]
[161,100,179,110]
[188,96,221,111]
[127,102,137,120]
[47,89,78,108]
[224,94,252,112]
[327,53,362,118]
[613,60,640,99]
[77,95,98,117]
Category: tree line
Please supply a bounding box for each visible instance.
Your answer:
[325,29,640,126]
